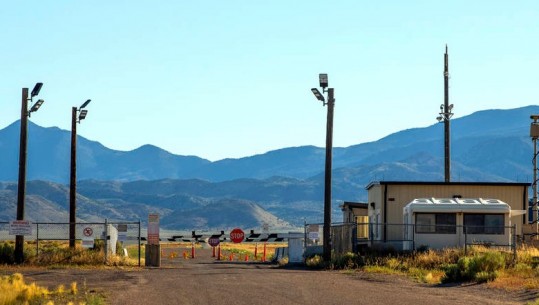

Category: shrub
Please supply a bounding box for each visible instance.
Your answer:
[475,271,499,283]
[332,252,363,269]
[305,255,325,269]
[442,251,506,283]
[0,242,15,264]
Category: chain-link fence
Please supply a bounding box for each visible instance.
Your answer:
[305,222,518,258]
[0,221,141,265]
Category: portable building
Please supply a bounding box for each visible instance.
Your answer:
[402,198,524,250]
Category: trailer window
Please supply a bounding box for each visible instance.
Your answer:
[415,213,456,234]
[464,214,504,235]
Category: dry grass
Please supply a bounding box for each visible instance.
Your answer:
[0,272,104,305]
[362,245,539,291]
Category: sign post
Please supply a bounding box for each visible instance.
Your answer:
[146,214,161,267]
[230,228,245,244]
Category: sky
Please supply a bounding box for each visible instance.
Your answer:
[1,1,538,161]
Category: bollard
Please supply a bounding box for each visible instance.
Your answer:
[262,242,267,262]
[183,250,189,259]
[254,243,258,259]
[245,254,249,262]
[191,242,196,259]
[229,253,234,261]
[217,245,221,261]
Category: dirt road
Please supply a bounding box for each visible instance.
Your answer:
[10,249,538,305]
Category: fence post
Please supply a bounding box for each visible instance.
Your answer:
[104,219,108,264]
[464,226,467,255]
[303,221,307,249]
[412,223,415,250]
[36,223,39,257]
[138,219,141,267]
[512,224,517,262]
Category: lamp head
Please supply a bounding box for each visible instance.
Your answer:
[29,99,44,113]
[319,73,328,89]
[311,88,325,102]
[30,83,43,97]
[78,109,88,121]
[436,116,443,122]
[80,99,91,109]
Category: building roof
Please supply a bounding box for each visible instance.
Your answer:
[340,201,368,211]
[366,181,530,190]
[403,197,511,213]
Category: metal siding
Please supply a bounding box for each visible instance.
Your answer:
[372,183,527,236]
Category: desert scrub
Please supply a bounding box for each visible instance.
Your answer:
[331,252,364,269]
[441,251,506,283]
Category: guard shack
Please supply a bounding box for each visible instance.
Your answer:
[403,198,525,250]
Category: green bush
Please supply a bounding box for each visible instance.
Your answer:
[331,252,364,269]
[305,255,324,269]
[442,252,506,283]
[441,264,460,283]
[0,242,15,264]
[475,271,499,283]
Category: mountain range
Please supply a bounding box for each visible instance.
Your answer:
[0,105,536,229]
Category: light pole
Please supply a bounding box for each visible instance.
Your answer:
[530,115,539,236]
[15,82,45,264]
[311,73,335,262]
[436,45,453,182]
[69,99,91,248]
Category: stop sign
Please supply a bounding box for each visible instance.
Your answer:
[208,237,220,247]
[230,228,245,243]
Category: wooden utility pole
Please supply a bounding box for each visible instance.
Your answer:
[69,107,78,248]
[15,88,29,264]
[323,88,334,262]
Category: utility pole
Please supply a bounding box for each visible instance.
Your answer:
[444,45,450,183]
[323,88,335,263]
[15,88,29,264]
[69,100,90,248]
[311,74,335,262]
[14,82,44,263]
[69,107,78,248]
[530,115,539,235]
[437,46,453,182]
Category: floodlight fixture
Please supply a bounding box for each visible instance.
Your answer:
[448,104,454,111]
[30,83,43,97]
[29,99,44,113]
[78,109,88,121]
[436,116,443,122]
[319,73,328,89]
[311,88,325,102]
[80,99,91,109]
[531,115,539,120]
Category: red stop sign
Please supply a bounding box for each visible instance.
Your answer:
[230,228,245,243]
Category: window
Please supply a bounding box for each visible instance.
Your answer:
[415,213,456,234]
[464,214,504,235]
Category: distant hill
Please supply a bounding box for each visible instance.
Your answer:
[0,106,536,183]
[0,106,537,229]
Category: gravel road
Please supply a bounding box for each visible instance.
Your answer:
[9,248,538,305]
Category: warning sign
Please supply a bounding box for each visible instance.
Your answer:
[9,220,32,236]
[148,214,160,245]
[82,226,95,248]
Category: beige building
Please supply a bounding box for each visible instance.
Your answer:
[366,181,530,247]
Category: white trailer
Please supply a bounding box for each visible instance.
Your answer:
[403,198,524,250]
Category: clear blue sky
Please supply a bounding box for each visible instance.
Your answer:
[1,1,538,161]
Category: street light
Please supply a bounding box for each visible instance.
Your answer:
[437,45,453,182]
[310,73,335,262]
[15,82,45,264]
[69,99,91,248]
